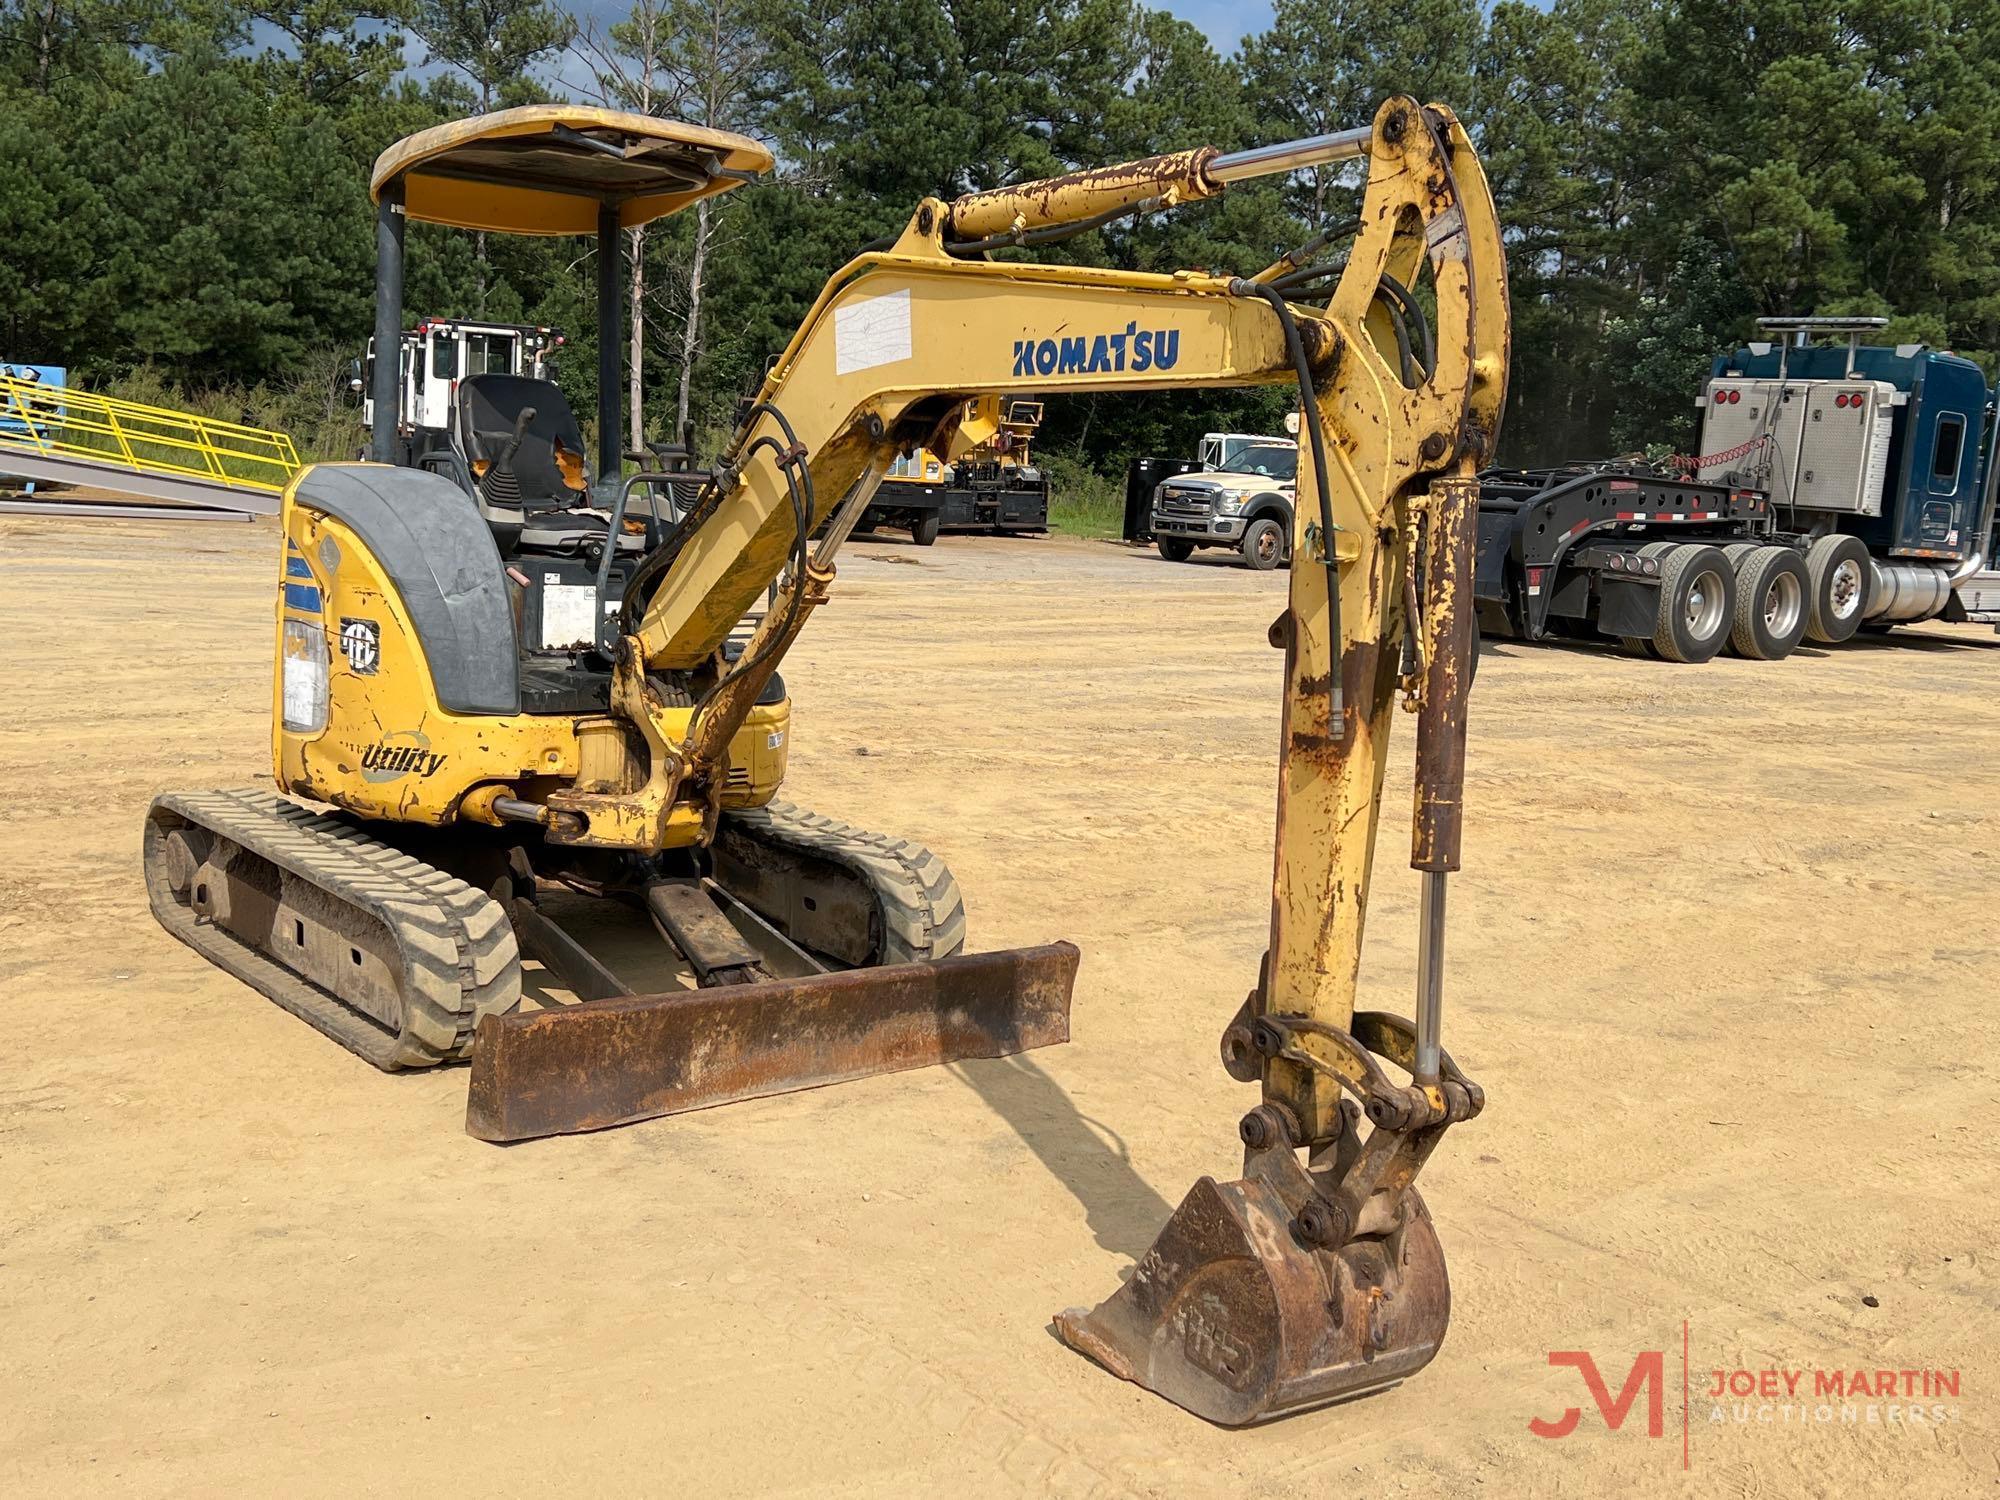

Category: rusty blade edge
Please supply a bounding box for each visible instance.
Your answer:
[465,940,1080,1142]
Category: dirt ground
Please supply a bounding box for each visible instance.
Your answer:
[3,517,1996,1498]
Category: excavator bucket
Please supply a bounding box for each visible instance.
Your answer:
[466,941,1078,1141]
[1055,1177,1451,1426]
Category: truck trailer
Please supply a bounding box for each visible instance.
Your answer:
[865,396,1049,543]
[1476,317,2000,661]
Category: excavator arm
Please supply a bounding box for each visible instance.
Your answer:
[513,96,1508,1424]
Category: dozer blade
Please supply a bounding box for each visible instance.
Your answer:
[1054,1180,1450,1427]
[466,941,1078,1141]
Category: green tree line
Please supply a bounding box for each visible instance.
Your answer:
[5,0,1998,470]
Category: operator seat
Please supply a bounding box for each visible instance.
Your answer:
[452,373,592,551]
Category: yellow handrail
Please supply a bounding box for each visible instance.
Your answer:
[0,374,302,493]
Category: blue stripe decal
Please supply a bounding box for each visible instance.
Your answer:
[286,555,315,579]
[284,582,322,612]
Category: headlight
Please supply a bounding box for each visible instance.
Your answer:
[1214,492,1248,515]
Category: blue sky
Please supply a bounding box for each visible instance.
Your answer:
[1167,0,1270,53]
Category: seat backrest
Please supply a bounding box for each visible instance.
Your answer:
[453,373,589,512]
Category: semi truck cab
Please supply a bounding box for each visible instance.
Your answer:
[1701,316,2000,625]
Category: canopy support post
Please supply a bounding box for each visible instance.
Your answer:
[370,180,405,465]
[597,202,622,484]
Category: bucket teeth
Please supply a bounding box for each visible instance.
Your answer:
[1054,1179,1450,1426]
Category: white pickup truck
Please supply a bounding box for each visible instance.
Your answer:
[1149,431,1299,569]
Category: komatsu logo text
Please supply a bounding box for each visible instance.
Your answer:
[1013,325,1181,378]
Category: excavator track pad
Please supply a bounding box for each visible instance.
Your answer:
[144,789,523,1069]
[713,800,968,966]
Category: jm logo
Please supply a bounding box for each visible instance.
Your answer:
[1530,1351,1665,1439]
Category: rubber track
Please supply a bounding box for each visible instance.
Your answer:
[145,789,522,1071]
[720,799,967,964]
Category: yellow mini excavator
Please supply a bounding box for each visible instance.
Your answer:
[146,98,1508,1426]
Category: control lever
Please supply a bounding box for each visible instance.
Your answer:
[499,405,538,468]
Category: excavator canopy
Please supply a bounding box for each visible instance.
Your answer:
[370,106,773,236]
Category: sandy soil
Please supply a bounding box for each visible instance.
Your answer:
[2,518,1996,1498]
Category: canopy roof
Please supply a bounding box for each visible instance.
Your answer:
[371,107,773,236]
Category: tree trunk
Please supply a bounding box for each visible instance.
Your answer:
[675,199,712,438]
[474,77,492,311]
[36,0,59,91]
[629,225,647,452]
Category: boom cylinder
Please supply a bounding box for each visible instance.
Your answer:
[1411,476,1479,873]
[947,148,1217,241]
[1409,475,1479,1085]
[1206,126,1373,186]
[944,124,1375,242]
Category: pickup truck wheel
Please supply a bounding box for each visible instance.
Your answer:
[1241,517,1284,570]
[910,513,940,546]
[1157,537,1194,562]
[1728,545,1809,660]
[1651,543,1735,663]
[1804,533,1871,643]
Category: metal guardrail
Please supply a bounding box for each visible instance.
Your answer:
[0,373,302,495]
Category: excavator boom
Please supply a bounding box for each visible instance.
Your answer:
[547,96,1508,1421]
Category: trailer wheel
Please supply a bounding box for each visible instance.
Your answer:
[1804,534,1872,643]
[1614,544,1678,660]
[1651,544,1735,663]
[1240,517,1285,570]
[1157,538,1194,563]
[1727,546,1809,660]
[910,513,941,547]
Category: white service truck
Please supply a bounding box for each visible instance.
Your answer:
[1149,429,1300,569]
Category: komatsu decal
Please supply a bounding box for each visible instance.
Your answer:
[1012,325,1181,379]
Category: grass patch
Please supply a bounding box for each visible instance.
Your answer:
[1041,452,1126,539]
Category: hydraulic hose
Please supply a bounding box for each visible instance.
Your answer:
[1231,278,1343,717]
[616,398,809,640]
[685,410,814,725]
[1375,271,1435,384]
